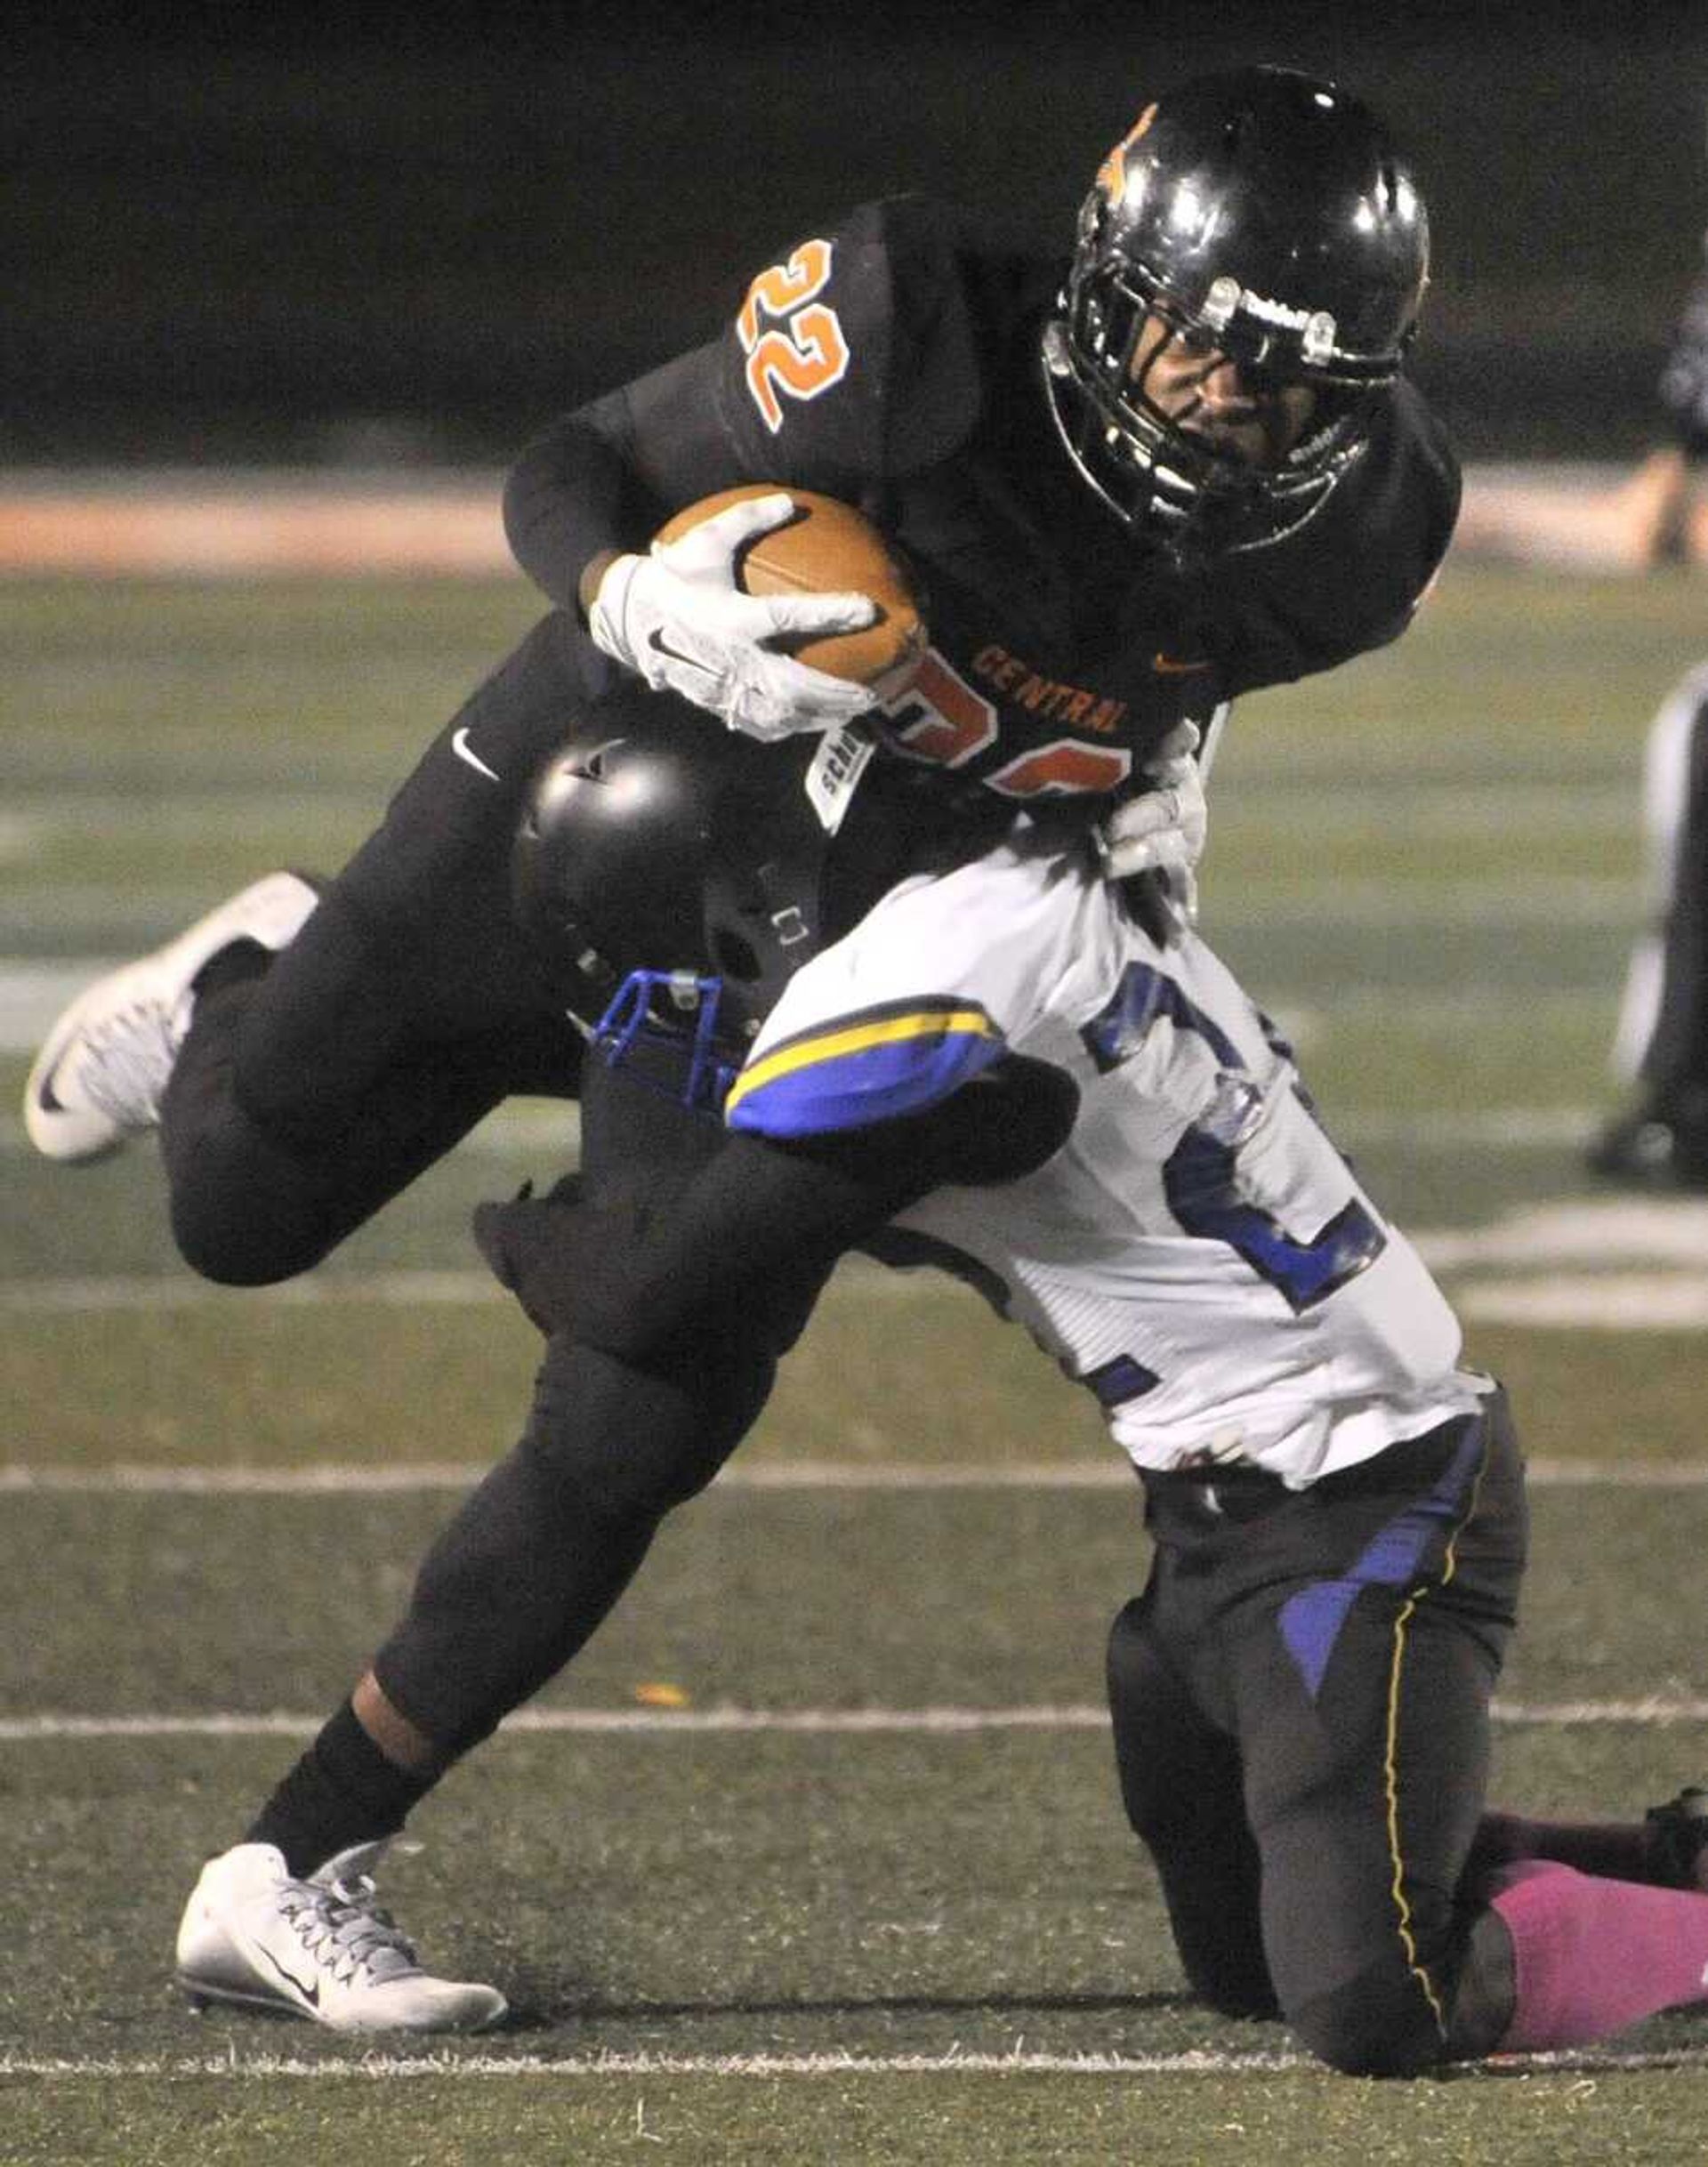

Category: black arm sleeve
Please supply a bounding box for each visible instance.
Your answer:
[503,342,752,613]
[476,1059,1076,1359]
[573,1058,1076,1360]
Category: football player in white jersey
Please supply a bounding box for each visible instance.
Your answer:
[725,820,1472,1492]
[470,725,1708,2077]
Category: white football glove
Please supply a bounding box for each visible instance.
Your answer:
[1097,720,1209,930]
[587,492,882,743]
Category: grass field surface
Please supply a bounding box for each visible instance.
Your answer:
[4,560,1708,2162]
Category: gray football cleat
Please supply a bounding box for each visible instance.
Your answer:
[174,1840,507,2034]
[23,871,318,1162]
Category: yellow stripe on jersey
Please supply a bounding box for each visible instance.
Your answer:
[727,1006,998,1114]
[715,996,1001,1135]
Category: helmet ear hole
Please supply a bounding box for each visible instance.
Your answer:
[512,685,836,1043]
[710,927,762,984]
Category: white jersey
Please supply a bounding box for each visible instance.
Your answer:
[725,822,1480,1487]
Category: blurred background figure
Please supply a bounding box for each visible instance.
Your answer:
[1456,99,1708,571]
[1608,207,1708,567]
[1590,657,1708,1188]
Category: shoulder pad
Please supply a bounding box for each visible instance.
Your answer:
[1211,381,1461,690]
[716,197,988,492]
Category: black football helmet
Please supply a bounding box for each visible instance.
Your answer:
[1043,65,1430,554]
[514,685,1016,1101]
[512,686,837,1082]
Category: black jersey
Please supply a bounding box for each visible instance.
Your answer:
[506,196,1460,802]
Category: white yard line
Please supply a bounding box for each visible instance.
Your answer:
[14,1199,1708,1317]
[0,1456,1704,1495]
[0,1103,1612,1154]
[2,2044,1704,2078]
[3,1698,1704,1744]
[0,1270,516,1311]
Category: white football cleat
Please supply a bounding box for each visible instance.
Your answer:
[23,871,319,1163]
[174,1840,507,2034]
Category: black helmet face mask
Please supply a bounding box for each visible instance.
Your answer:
[1043,67,1430,556]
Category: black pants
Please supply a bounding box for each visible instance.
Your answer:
[161,609,608,1283]
[154,609,802,1749]
[1107,1390,1527,2075]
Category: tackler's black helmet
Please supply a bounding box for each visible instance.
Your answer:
[1042,65,1430,553]
[512,688,836,1053]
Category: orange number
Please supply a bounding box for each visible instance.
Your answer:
[878,651,997,768]
[737,240,850,434]
[737,239,833,346]
[984,740,1133,799]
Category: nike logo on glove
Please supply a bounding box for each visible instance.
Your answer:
[452,727,502,782]
[1152,653,1213,676]
[647,631,718,677]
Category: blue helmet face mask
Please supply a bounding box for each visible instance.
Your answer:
[589,968,739,1117]
[512,687,1018,1113]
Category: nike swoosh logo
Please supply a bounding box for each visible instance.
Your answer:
[1152,654,1213,676]
[255,1941,319,2008]
[647,631,716,677]
[452,727,503,782]
[34,1051,68,1115]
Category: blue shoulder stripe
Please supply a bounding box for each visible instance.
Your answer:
[726,999,1007,1136]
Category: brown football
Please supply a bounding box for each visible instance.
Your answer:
[655,485,926,700]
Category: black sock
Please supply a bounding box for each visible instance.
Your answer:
[244,1700,440,1877]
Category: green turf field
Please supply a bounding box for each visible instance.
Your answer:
[4,562,1708,2164]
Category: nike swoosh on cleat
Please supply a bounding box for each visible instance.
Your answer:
[255,1941,320,2008]
[34,1053,69,1116]
[451,727,503,783]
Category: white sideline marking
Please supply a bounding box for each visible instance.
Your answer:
[1463,1275,1708,1329]
[1416,1197,1708,1269]
[0,2045,1704,2079]
[0,1456,1704,1496]
[3,1697,1705,1744]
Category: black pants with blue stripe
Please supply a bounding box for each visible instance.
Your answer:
[1107,1390,1527,2074]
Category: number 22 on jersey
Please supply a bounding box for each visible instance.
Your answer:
[737,240,850,434]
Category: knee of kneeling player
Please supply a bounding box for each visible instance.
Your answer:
[1285,1971,1451,2079]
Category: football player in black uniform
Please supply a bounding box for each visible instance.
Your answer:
[26,68,1595,2046]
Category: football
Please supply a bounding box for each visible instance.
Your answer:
[655,485,926,700]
